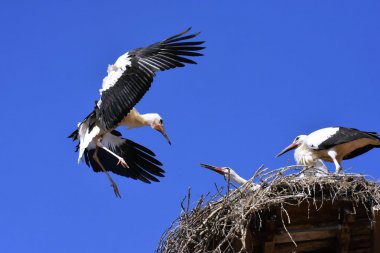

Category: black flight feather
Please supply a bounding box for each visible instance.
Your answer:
[85,134,165,183]
[96,28,205,130]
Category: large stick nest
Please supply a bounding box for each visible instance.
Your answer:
[156,166,380,253]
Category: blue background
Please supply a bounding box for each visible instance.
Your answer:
[1,1,379,252]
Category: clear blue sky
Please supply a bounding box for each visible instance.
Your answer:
[1,1,379,252]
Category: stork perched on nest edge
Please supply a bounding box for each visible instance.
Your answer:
[276,127,380,174]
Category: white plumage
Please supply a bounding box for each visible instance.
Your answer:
[277,126,380,174]
[78,122,101,163]
[304,127,339,149]
[99,52,131,94]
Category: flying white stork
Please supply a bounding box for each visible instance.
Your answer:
[276,127,380,174]
[69,112,166,197]
[69,28,204,196]
[200,163,261,190]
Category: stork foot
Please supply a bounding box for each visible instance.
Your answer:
[111,181,121,198]
[334,167,344,175]
[93,147,122,198]
[117,158,129,168]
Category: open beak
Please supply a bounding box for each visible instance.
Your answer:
[200,163,225,175]
[153,124,171,145]
[276,143,298,158]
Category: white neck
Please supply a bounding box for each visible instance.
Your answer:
[229,172,247,185]
[119,109,152,129]
[228,170,261,190]
[140,113,157,125]
[294,143,319,166]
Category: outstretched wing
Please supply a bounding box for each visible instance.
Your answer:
[96,28,205,130]
[84,131,165,183]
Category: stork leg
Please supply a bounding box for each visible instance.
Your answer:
[97,140,129,168]
[327,150,343,174]
[93,148,121,198]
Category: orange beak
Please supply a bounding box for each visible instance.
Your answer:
[276,143,298,158]
[153,124,171,145]
[200,163,225,175]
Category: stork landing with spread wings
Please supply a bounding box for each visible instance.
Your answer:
[276,127,380,174]
[69,28,205,197]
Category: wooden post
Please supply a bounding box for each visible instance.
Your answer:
[263,217,277,253]
[338,209,356,253]
[244,227,253,253]
[373,206,380,253]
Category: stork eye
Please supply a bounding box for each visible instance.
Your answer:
[159,119,163,124]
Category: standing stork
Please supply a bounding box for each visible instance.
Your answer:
[70,28,204,196]
[276,127,380,174]
[200,163,260,190]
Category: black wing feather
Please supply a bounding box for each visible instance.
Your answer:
[124,139,156,156]
[97,28,205,130]
[85,135,165,184]
[318,127,380,150]
[343,145,379,160]
[97,68,154,130]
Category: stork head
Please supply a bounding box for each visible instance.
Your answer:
[276,135,307,157]
[144,113,171,145]
[200,163,237,181]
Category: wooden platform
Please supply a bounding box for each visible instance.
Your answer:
[238,201,379,253]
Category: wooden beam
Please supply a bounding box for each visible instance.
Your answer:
[243,227,253,253]
[274,226,338,243]
[263,242,274,253]
[338,209,356,253]
[373,206,380,253]
[262,218,276,253]
[339,224,350,253]
[274,238,337,253]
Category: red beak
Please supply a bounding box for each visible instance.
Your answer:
[153,124,171,145]
[200,163,225,175]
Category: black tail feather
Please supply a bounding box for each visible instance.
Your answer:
[68,129,79,140]
[85,137,165,184]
